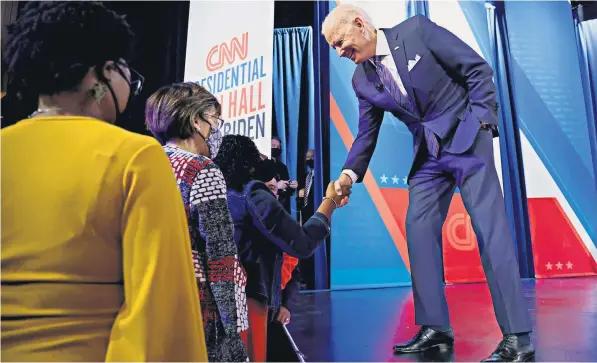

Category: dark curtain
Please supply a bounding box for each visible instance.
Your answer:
[486,1,534,277]
[101,1,190,135]
[1,1,190,135]
[1,1,20,96]
[1,1,30,126]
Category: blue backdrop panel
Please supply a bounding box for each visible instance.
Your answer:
[329,1,412,289]
[505,1,597,244]
[575,18,597,196]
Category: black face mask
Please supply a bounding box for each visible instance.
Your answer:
[306,159,314,169]
[271,148,281,159]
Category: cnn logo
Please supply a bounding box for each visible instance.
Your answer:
[445,212,477,251]
[206,33,249,72]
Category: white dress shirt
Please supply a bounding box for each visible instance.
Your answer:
[342,29,408,184]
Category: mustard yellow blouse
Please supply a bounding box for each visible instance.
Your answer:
[1,116,208,362]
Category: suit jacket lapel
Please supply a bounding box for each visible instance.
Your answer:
[385,28,418,115]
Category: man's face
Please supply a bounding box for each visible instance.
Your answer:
[305,150,315,162]
[271,139,281,149]
[327,18,375,64]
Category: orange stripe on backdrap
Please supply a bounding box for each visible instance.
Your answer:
[329,93,411,272]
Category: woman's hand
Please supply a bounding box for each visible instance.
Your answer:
[325,181,350,208]
[276,306,291,325]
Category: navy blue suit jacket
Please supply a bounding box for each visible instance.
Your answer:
[344,15,499,182]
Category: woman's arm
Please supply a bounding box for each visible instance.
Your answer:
[246,183,331,259]
[193,162,248,361]
[105,142,207,362]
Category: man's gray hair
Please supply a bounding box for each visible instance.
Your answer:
[321,4,375,42]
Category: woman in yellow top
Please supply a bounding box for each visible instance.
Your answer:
[1,2,207,362]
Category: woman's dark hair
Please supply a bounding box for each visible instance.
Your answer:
[145,82,222,144]
[254,158,277,183]
[214,134,262,191]
[3,1,135,99]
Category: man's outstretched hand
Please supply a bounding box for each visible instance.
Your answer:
[334,173,353,196]
[325,181,351,208]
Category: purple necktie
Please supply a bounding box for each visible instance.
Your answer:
[374,57,439,158]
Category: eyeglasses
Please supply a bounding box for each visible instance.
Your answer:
[128,68,144,96]
[116,61,144,96]
[204,115,225,129]
[215,117,225,129]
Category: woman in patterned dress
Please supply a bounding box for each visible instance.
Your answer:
[145,82,249,362]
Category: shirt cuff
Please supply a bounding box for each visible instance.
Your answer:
[342,169,358,184]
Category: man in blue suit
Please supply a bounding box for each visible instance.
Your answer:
[322,5,534,362]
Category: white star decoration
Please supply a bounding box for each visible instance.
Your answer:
[376,173,408,185]
[545,261,573,271]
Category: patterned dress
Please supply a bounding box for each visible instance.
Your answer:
[164,144,249,362]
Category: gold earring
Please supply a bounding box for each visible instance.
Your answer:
[91,82,108,101]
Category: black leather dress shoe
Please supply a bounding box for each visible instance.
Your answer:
[482,335,535,362]
[393,326,454,353]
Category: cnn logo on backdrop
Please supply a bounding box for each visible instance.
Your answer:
[444,212,477,251]
[206,33,249,72]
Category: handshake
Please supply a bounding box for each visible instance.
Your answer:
[324,173,354,208]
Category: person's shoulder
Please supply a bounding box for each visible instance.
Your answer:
[403,15,431,32]
[195,157,226,182]
[245,180,276,201]
[68,117,162,154]
[245,179,269,193]
[116,129,164,162]
[163,146,219,171]
[404,14,424,25]
[381,16,425,41]
[200,157,220,171]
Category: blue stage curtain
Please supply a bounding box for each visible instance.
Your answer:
[574,17,597,193]
[272,26,315,216]
[273,26,329,289]
[406,0,429,18]
[485,1,534,277]
[313,0,331,290]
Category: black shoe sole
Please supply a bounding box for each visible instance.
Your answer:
[523,353,535,362]
[481,352,535,362]
[394,342,454,354]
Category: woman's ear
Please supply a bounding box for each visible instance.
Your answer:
[191,116,203,134]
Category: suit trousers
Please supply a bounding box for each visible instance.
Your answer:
[405,128,532,334]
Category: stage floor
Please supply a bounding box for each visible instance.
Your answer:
[287,277,597,362]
